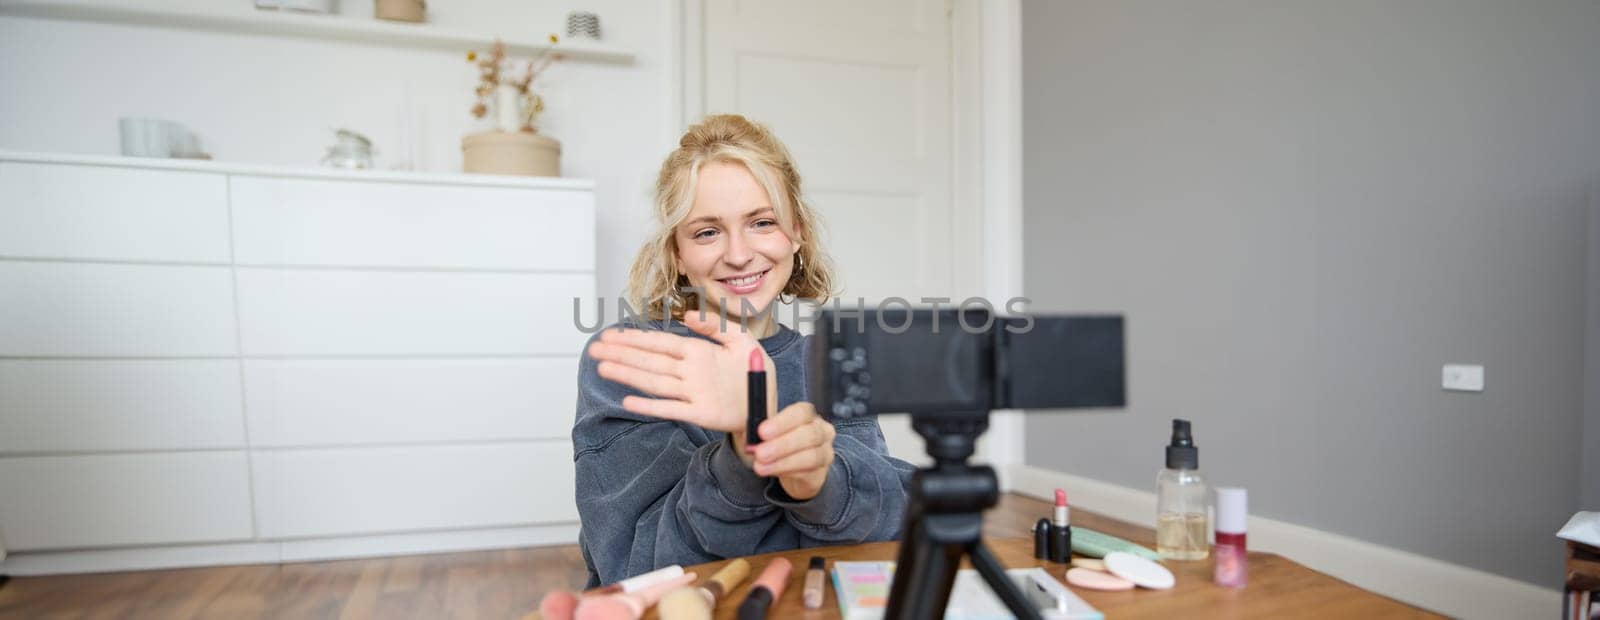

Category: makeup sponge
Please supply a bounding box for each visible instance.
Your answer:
[1065,567,1134,591]
[1069,557,1106,571]
[1104,551,1176,590]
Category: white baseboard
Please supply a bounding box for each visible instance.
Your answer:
[279,523,580,563]
[1009,465,1560,620]
[0,524,580,576]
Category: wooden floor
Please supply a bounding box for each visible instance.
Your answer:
[0,494,1058,620]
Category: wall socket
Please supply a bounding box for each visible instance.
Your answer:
[1442,364,1484,392]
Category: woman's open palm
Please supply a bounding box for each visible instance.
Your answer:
[586,312,777,434]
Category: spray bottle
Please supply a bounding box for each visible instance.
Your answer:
[1157,419,1209,560]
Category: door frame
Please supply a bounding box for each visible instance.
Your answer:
[662,0,1028,481]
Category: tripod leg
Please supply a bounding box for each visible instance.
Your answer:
[885,513,923,616]
[886,515,963,620]
[969,541,1045,620]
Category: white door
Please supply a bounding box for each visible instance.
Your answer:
[694,0,976,465]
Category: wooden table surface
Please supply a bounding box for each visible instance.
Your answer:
[640,506,1440,620]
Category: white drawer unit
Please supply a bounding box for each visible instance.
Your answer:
[243,358,577,447]
[252,443,577,539]
[0,452,255,551]
[0,359,245,453]
[230,176,595,271]
[0,161,232,263]
[234,269,595,356]
[0,261,239,357]
[0,151,596,575]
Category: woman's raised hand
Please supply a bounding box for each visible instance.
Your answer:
[586,312,777,435]
[750,402,835,501]
[588,313,837,500]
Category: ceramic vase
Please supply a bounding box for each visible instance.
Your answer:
[494,84,522,133]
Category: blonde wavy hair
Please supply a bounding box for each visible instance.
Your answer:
[627,114,836,320]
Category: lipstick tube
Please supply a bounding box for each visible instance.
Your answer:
[1034,518,1052,560]
[1050,488,1073,563]
[737,558,792,620]
[747,347,767,446]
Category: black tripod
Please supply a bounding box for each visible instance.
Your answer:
[883,417,1044,620]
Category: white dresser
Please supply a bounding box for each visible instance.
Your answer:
[0,151,594,575]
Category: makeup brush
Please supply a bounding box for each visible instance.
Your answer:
[574,573,696,620]
[658,558,752,620]
[698,558,752,606]
[582,565,685,597]
[539,589,580,620]
[656,586,711,620]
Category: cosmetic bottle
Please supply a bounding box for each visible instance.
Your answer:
[1156,419,1209,560]
[1213,487,1248,587]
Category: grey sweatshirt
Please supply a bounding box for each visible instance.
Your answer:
[572,318,915,587]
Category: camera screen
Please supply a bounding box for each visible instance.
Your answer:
[864,321,987,413]
[809,308,1124,420]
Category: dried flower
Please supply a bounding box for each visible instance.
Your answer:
[466,36,562,130]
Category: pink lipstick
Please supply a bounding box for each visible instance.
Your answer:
[747,347,767,447]
[1050,488,1073,562]
[736,558,792,620]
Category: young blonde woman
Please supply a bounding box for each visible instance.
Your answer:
[574,115,914,586]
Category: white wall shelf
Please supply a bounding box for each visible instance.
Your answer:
[0,150,595,191]
[0,0,635,63]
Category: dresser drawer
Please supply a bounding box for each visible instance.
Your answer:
[243,358,578,447]
[0,162,230,263]
[252,442,576,539]
[234,269,593,356]
[0,452,254,551]
[0,360,245,453]
[0,262,238,357]
[230,176,594,271]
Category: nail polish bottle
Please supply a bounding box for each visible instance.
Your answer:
[1214,487,1248,587]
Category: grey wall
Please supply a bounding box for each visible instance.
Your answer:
[1019,0,1600,587]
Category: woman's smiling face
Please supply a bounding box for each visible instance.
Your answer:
[674,161,800,331]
